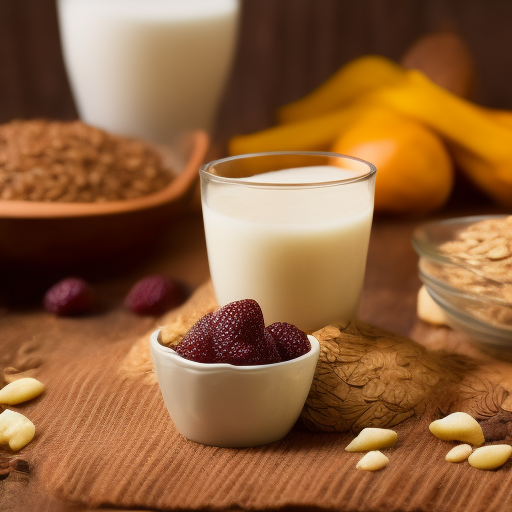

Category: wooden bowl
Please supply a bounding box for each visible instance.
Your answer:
[0,131,209,272]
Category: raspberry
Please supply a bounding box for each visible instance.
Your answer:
[265,322,310,361]
[125,275,186,316]
[210,299,267,366]
[43,277,95,316]
[175,313,216,363]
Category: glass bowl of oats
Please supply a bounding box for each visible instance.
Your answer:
[413,215,512,346]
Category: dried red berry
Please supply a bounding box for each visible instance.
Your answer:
[261,333,282,364]
[221,341,265,366]
[210,299,267,366]
[125,275,186,316]
[265,322,310,361]
[174,300,309,366]
[175,313,216,363]
[43,277,95,316]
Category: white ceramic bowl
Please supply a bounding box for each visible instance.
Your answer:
[150,329,320,448]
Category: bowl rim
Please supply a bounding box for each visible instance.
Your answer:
[412,214,508,268]
[199,150,376,189]
[1,130,209,219]
[150,328,320,372]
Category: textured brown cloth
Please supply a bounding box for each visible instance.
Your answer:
[2,282,509,512]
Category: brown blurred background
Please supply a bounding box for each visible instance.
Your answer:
[1,0,511,147]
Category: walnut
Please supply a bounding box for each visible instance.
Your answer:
[301,320,509,432]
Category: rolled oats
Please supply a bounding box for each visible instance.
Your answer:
[425,216,512,325]
[0,119,173,203]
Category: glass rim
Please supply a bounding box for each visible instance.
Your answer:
[199,150,377,188]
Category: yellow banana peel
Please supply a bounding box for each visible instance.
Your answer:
[277,55,405,124]
[229,102,386,155]
[361,70,512,204]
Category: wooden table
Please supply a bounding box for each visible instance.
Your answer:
[1,197,506,512]
[1,2,511,508]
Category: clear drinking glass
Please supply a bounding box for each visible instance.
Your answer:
[57,0,240,144]
[200,151,376,332]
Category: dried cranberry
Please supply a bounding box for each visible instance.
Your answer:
[125,275,186,316]
[43,277,95,316]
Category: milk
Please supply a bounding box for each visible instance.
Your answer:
[57,0,239,144]
[202,166,374,331]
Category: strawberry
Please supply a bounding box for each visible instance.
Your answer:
[175,300,310,366]
[261,333,282,364]
[175,313,216,363]
[265,322,310,361]
[210,299,267,365]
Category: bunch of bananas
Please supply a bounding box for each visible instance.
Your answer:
[230,35,512,214]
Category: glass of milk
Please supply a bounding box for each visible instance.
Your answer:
[200,152,376,332]
[57,0,239,144]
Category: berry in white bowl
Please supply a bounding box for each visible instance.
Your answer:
[150,299,320,447]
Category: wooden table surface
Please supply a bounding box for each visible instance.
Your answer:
[0,213,424,511]
[1,200,506,512]
[1,1,511,509]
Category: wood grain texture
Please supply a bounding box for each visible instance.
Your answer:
[2,267,510,512]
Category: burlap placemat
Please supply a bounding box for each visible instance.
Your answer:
[5,282,512,511]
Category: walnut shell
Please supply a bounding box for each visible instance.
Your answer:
[301,320,508,432]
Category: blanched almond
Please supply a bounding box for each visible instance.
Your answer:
[0,378,45,405]
[345,428,397,452]
[468,445,512,470]
[356,450,389,471]
[429,412,484,446]
[417,285,447,326]
[445,444,472,462]
[0,409,35,451]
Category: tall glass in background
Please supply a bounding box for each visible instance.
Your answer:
[200,152,376,332]
[57,0,239,144]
